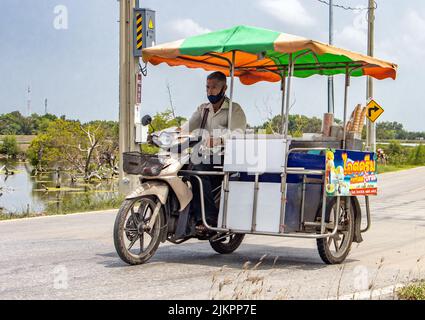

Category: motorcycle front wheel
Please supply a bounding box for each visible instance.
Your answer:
[113,196,163,265]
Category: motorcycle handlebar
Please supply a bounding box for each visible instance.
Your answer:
[149,134,203,153]
[169,135,203,153]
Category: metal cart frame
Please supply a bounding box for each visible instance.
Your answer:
[178,49,374,239]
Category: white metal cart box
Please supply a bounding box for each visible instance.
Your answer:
[218,137,288,233]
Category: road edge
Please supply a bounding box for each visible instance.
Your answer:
[0,208,118,223]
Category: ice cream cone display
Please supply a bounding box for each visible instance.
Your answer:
[352,104,362,133]
[358,106,367,134]
[346,104,366,135]
[346,120,353,133]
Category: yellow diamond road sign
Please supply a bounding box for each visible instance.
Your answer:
[366,100,384,123]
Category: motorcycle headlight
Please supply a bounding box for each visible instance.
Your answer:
[157,132,176,147]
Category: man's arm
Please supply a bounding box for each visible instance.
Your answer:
[229,103,247,132]
[180,104,204,133]
[220,103,247,138]
[209,103,247,147]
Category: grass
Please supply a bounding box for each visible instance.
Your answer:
[0,169,23,174]
[208,254,425,300]
[377,164,419,174]
[33,187,86,192]
[210,255,282,300]
[0,193,124,221]
[45,193,124,215]
[0,135,36,144]
[397,281,425,300]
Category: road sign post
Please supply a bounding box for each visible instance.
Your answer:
[366,0,376,152]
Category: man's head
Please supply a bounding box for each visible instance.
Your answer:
[206,71,227,104]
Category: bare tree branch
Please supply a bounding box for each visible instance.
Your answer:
[166,81,177,119]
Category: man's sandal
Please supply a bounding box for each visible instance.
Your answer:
[195,223,208,234]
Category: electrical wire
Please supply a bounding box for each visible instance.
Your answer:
[139,61,148,76]
[316,0,377,11]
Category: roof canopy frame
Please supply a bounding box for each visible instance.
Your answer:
[170,51,380,79]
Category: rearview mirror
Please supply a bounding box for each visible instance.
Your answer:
[141,115,152,126]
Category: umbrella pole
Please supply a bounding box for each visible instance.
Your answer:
[279,54,293,234]
[342,67,350,149]
[228,51,236,131]
[280,69,286,135]
[222,50,236,229]
[283,54,293,139]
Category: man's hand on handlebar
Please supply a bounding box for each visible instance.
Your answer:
[207,137,223,148]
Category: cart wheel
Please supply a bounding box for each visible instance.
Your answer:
[209,234,245,254]
[316,197,354,265]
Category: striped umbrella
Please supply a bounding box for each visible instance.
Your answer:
[142,25,397,85]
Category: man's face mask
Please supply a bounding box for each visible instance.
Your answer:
[207,87,225,104]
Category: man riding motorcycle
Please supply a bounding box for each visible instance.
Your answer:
[114,71,247,265]
[180,71,247,233]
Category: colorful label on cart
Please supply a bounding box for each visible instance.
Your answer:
[325,149,377,197]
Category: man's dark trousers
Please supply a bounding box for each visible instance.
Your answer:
[189,155,224,226]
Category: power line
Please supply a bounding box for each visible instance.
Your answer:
[316,0,377,11]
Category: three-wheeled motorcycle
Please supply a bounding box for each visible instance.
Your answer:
[113,25,397,265]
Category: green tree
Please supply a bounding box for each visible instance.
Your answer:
[0,136,19,158]
[28,119,119,180]
[256,114,323,136]
[0,111,25,134]
[140,109,186,154]
[375,121,425,141]
[0,111,58,135]
[262,114,282,134]
[409,145,425,165]
[27,133,58,170]
[385,141,407,165]
[150,109,183,133]
[32,113,58,133]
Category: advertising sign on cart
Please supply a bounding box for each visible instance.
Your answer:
[325,149,377,197]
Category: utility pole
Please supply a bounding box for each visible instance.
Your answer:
[327,0,335,114]
[119,0,139,194]
[366,0,376,152]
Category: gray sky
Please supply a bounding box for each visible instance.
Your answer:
[0,0,424,131]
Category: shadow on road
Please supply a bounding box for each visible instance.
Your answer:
[97,241,358,271]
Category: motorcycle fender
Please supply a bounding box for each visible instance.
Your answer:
[126,181,169,205]
[162,177,193,212]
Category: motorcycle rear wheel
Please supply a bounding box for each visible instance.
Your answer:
[209,234,245,254]
[316,197,354,265]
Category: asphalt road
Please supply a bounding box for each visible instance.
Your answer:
[1,167,425,300]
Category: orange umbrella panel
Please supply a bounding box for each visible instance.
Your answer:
[142,25,397,85]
